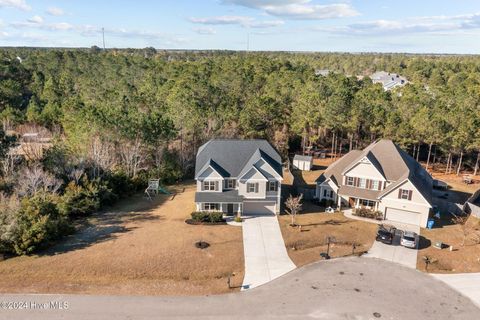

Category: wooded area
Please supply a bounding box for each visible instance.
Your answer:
[0,48,479,254]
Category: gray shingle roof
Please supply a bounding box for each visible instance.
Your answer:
[317,139,432,204]
[194,190,243,203]
[195,139,282,179]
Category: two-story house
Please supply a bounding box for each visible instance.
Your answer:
[315,139,433,227]
[194,139,283,216]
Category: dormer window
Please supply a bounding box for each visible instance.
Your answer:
[359,178,367,189]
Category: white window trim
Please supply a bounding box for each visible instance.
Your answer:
[268,181,277,192]
[203,180,217,191]
[346,176,355,186]
[247,182,258,193]
[400,189,410,200]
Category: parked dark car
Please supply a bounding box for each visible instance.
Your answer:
[376,224,397,244]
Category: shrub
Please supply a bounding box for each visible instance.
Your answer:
[353,207,383,220]
[234,216,243,223]
[11,193,72,255]
[191,211,225,223]
[59,178,116,217]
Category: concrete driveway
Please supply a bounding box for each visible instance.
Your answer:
[432,273,480,307]
[241,215,296,289]
[1,258,478,320]
[364,222,420,269]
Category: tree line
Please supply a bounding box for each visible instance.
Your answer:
[0,48,479,254]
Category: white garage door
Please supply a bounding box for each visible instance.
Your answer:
[385,207,421,226]
[243,201,276,215]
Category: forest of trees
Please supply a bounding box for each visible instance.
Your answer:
[0,48,479,254]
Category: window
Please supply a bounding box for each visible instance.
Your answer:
[371,180,379,190]
[203,203,219,211]
[323,189,327,197]
[329,190,334,198]
[203,180,217,191]
[268,181,277,192]
[359,178,367,189]
[346,176,355,186]
[399,189,411,200]
[225,179,236,189]
[360,199,375,207]
[247,182,258,193]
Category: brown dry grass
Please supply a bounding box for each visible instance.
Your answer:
[418,216,480,273]
[0,183,244,295]
[278,212,377,267]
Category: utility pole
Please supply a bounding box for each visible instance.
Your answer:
[102,27,106,50]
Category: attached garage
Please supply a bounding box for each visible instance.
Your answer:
[243,201,276,215]
[385,207,422,226]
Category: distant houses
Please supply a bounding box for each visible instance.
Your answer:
[314,69,331,77]
[371,71,408,91]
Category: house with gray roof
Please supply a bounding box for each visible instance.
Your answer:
[316,139,433,227]
[194,139,283,216]
[371,71,408,91]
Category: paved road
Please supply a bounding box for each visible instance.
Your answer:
[1,258,478,320]
[432,273,480,308]
[241,215,296,289]
[363,221,420,269]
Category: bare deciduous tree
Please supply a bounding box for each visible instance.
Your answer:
[285,194,303,227]
[118,136,147,178]
[451,214,480,246]
[16,164,62,196]
[88,134,116,178]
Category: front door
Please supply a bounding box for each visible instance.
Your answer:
[348,197,355,208]
[227,203,234,215]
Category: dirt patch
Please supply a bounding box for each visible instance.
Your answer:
[0,183,244,295]
[417,216,480,273]
[278,212,377,267]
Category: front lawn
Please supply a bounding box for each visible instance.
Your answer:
[417,215,480,273]
[0,183,244,295]
[278,212,377,267]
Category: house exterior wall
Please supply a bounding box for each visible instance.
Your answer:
[196,167,223,192]
[344,161,385,181]
[378,180,431,227]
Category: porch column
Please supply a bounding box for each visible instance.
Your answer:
[355,198,359,208]
[337,195,342,208]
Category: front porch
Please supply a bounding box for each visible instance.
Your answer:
[196,202,243,216]
[343,197,380,211]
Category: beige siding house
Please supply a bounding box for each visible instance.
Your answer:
[195,139,283,216]
[315,139,433,227]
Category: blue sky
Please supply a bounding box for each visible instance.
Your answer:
[1,0,480,53]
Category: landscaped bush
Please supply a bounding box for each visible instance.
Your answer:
[8,193,72,255]
[191,211,225,223]
[353,207,383,220]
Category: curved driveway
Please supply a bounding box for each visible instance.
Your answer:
[1,258,478,320]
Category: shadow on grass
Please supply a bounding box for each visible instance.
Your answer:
[300,219,352,228]
[417,235,432,250]
[37,193,169,257]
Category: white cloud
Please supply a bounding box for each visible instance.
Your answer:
[0,0,30,11]
[189,15,283,28]
[46,7,65,16]
[222,0,358,20]
[318,13,480,36]
[27,15,43,24]
[193,27,216,35]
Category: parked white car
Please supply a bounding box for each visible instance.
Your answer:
[400,231,418,249]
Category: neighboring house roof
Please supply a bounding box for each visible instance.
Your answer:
[317,139,433,204]
[195,139,282,179]
[370,71,408,90]
[293,155,313,162]
[195,190,243,203]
